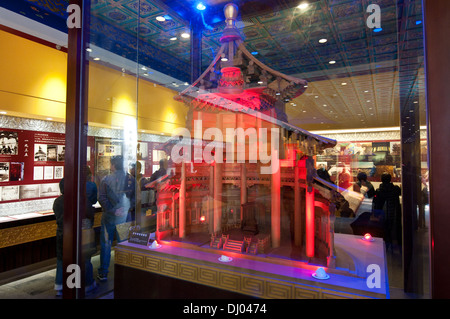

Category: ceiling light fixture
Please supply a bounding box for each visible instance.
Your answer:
[341,82,347,86]
[170,37,177,41]
[181,32,190,38]
[329,60,336,64]
[156,16,166,22]
[93,57,100,61]
[319,38,327,44]
[86,48,92,52]
[297,2,309,10]
[196,2,206,11]
[0,111,7,114]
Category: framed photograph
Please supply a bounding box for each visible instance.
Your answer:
[57,145,65,162]
[33,166,44,180]
[47,145,57,161]
[0,162,9,182]
[54,166,64,179]
[19,184,40,199]
[0,131,18,155]
[10,162,24,181]
[34,144,47,161]
[44,166,54,180]
[1,185,19,201]
[39,183,60,197]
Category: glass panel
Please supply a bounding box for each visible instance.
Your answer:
[77,0,428,300]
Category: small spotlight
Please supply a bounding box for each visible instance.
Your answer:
[329,60,336,64]
[362,233,374,242]
[181,32,190,38]
[200,216,206,223]
[170,37,177,41]
[196,3,206,11]
[318,38,327,43]
[156,16,166,22]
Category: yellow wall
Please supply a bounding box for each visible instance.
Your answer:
[0,30,187,134]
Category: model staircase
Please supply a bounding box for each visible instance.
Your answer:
[223,239,244,253]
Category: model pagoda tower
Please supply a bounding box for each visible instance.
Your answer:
[151,3,356,268]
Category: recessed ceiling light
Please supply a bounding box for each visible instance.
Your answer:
[181,32,190,38]
[341,82,347,85]
[329,60,336,64]
[93,57,100,61]
[170,37,177,41]
[196,2,206,11]
[86,48,92,52]
[47,117,53,121]
[315,96,319,99]
[141,66,147,71]
[364,90,369,93]
[366,100,371,102]
[319,38,327,44]
[323,104,327,107]
[221,57,228,62]
[0,111,7,114]
[304,85,308,88]
[297,3,309,10]
[156,16,166,22]
[258,81,263,84]
[413,101,418,104]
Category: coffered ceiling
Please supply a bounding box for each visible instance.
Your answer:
[1,0,425,131]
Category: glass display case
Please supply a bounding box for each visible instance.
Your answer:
[0,0,433,300]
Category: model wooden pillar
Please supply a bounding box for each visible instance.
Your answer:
[305,187,315,258]
[294,161,302,246]
[213,161,223,233]
[209,165,214,234]
[271,149,281,248]
[179,161,186,238]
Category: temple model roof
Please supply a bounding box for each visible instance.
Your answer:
[175,3,336,153]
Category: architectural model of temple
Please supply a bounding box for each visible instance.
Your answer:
[150,3,361,268]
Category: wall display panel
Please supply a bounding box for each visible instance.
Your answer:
[0,128,65,217]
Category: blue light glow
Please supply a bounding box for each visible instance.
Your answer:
[196,3,206,11]
[373,28,383,32]
[416,20,422,25]
[251,51,258,55]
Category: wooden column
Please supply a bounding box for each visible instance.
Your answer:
[63,0,90,299]
[179,162,186,238]
[424,0,450,299]
[294,161,302,246]
[271,150,281,248]
[213,161,223,234]
[305,187,315,258]
[213,113,223,234]
[209,165,214,234]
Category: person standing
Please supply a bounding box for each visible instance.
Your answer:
[53,169,98,296]
[97,156,135,282]
[373,172,402,251]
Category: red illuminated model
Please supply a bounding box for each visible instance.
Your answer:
[149,3,362,269]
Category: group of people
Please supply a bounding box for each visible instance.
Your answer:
[318,164,402,250]
[53,156,167,296]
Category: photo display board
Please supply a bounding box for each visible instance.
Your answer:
[0,129,65,203]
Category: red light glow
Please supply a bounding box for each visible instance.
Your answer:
[200,216,206,223]
[363,233,374,241]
